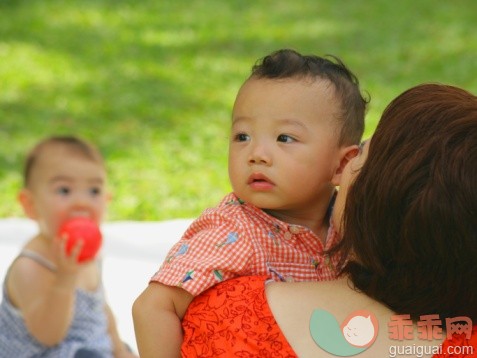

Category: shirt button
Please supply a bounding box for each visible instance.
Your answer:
[289,225,301,234]
[284,232,293,240]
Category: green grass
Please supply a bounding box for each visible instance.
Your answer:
[1,0,476,221]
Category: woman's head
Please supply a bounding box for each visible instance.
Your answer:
[336,83,477,322]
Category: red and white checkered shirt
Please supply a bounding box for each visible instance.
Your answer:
[150,193,341,296]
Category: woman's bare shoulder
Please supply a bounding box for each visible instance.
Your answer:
[266,277,360,307]
[264,278,412,358]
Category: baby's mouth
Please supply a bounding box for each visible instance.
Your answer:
[247,173,274,184]
[247,173,275,189]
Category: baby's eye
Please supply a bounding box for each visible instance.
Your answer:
[56,186,71,196]
[89,187,102,196]
[234,133,250,142]
[277,134,295,143]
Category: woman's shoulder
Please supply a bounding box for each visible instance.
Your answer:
[265,278,420,358]
[265,277,363,306]
[266,280,460,357]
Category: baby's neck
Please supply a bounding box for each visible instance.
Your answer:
[264,209,329,241]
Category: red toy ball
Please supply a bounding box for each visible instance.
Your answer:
[58,217,103,263]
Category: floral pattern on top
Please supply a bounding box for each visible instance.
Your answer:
[181,275,297,358]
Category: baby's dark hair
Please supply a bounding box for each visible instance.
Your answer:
[250,49,368,146]
[23,136,104,188]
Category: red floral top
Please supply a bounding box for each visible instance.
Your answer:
[181,275,297,357]
[181,275,477,357]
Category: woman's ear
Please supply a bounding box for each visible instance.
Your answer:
[18,189,37,220]
[331,145,359,186]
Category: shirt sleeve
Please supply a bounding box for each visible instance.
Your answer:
[150,208,254,296]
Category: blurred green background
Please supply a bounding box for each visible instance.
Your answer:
[1,0,476,221]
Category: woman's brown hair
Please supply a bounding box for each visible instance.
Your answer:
[338,83,477,322]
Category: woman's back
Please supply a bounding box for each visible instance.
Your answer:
[266,278,446,358]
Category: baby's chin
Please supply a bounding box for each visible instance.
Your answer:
[236,193,278,209]
[37,223,55,240]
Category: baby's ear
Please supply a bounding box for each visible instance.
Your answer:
[18,189,37,220]
[331,144,359,186]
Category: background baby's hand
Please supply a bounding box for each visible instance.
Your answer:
[58,217,103,263]
[54,234,85,277]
